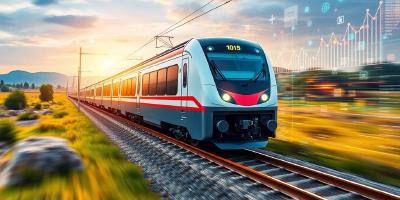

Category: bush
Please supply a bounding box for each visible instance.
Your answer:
[53,111,68,119]
[39,84,54,102]
[0,119,16,143]
[1,85,10,92]
[4,91,27,110]
[17,112,39,121]
[37,123,65,132]
[34,103,42,110]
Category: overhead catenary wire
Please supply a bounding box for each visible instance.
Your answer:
[87,0,233,86]
[161,0,233,36]
[123,0,233,61]
[121,0,216,62]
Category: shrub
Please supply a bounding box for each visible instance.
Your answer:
[39,84,54,102]
[17,112,39,121]
[0,119,16,143]
[37,123,66,132]
[1,85,10,92]
[53,111,68,119]
[34,103,42,110]
[4,90,27,110]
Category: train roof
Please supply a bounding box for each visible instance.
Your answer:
[83,39,191,89]
[82,37,258,89]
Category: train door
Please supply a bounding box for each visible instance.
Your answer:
[180,57,189,121]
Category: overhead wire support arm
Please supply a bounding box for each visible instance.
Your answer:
[155,36,174,49]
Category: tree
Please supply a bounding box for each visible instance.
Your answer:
[0,80,4,86]
[31,83,35,89]
[1,85,10,92]
[39,84,54,102]
[23,82,29,89]
[4,90,27,110]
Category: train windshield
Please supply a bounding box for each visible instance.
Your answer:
[206,52,269,81]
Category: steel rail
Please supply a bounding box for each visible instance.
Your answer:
[75,99,323,200]
[245,149,400,200]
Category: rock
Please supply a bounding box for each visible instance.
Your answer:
[16,119,39,127]
[7,110,18,116]
[0,112,9,118]
[42,109,53,115]
[24,108,36,113]
[0,137,83,187]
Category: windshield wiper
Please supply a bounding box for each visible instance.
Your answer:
[242,64,266,86]
[210,60,227,81]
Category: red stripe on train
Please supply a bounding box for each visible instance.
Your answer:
[99,96,205,112]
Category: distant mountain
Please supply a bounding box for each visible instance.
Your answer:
[0,70,69,87]
[0,70,107,88]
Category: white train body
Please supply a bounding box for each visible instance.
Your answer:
[72,37,278,149]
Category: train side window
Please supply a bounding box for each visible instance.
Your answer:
[126,79,131,96]
[137,76,141,96]
[126,79,129,96]
[157,68,167,95]
[132,77,137,96]
[124,80,128,96]
[103,85,109,96]
[113,81,119,96]
[183,63,187,88]
[149,71,157,96]
[121,80,125,96]
[166,65,178,95]
[142,73,149,96]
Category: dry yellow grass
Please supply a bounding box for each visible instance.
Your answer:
[0,92,158,200]
[270,100,400,186]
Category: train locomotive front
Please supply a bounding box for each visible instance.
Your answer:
[183,38,278,149]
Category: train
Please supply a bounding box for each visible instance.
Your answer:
[70,37,278,150]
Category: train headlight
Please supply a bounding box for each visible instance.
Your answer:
[222,93,231,102]
[261,94,269,102]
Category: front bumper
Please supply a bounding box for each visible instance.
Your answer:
[211,107,277,142]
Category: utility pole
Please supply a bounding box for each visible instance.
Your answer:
[76,47,107,112]
[78,47,82,111]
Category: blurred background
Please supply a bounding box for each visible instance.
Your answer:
[0,0,399,188]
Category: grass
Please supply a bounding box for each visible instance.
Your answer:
[0,119,16,143]
[0,92,158,200]
[52,111,68,119]
[17,112,39,121]
[269,99,400,187]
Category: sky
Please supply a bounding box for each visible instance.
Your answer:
[0,0,398,84]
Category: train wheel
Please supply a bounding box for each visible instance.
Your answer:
[185,133,199,147]
[173,129,184,140]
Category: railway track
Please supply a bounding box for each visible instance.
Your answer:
[221,150,400,200]
[74,99,400,200]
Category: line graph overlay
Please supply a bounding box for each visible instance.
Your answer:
[274,1,384,73]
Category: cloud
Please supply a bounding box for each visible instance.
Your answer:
[43,15,97,28]
[237,0,288,20]
[0,2,32,13]
[32,0,58,6]
[0,15,13,26]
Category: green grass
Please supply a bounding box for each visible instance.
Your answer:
[17,112,39,121]
[0,93,158,200]
[0,119,16,143]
